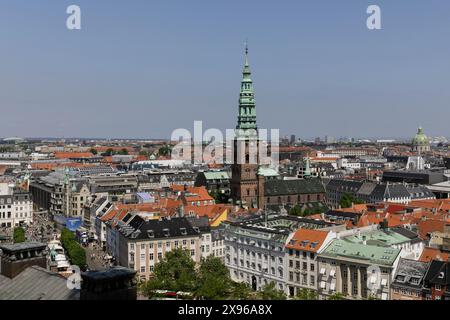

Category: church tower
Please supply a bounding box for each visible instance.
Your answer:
[230,45,260,208]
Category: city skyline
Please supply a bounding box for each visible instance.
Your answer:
[1,1,450,139]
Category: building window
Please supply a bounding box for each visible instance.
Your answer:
[149,253,154,261]
[140,266,146,273]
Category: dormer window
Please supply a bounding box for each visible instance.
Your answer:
[180,227,187,236]
[163,228,170,237]
[147,230,154,238]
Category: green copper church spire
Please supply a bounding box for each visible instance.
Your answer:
[236,43,257,131]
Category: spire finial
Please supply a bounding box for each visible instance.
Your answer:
[245,39,249,56]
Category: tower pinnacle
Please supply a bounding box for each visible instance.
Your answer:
[236,43,257,131]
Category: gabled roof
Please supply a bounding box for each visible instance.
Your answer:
[285,229,330,253]
[0,266,79,300]
[119,217,205,240]
[184,204,230,223]
[424,260,450,286]
[392,258,429,289]
[419,247,450,263]
[203,171,230,180]
[264,178,325,196]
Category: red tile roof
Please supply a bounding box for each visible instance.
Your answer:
[419,247,450,263]
[54,152,93,159]
[285,229,330,253]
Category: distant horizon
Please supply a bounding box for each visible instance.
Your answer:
[1,133,448,143]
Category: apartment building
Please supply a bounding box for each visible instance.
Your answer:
[285,229,335,297]
[224,215,335,294]
[391,258,429,300]
[0,190,33,228]
[116,216,209,281]
[317,239,402,300]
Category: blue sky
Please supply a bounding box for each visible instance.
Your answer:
[0,0,449,139]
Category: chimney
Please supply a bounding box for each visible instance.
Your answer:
[80,267,137,300]
[0,242,47,279]
[179,204,185,217]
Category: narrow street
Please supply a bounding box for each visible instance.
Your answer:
[26,211,57,243]
[85,242,111,271]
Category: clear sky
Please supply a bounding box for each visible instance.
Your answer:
[1,0,449,139]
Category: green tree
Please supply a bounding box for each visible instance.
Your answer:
[259,282,287,300]
[60,228,86,268]
[13,227,26,243]
[294,288,318,300]
[289,205,302,216]
[340,193,364,209]
[143,248,197,294]
[328,292,346,300]
[89,148,98,155]
[196,256,232,300]
[118,148,129,155]
[210,190,229,204]
[139,150,150,157]
[158,145,171,157]
[101,148,114,156]
[229,282,254,300]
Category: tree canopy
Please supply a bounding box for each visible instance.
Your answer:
[13,227,26,243]
[328,292,346,300]
[60,228,86,268]
[258,282,287,300]
[340,193,364,209]
[142,249,198,296]
[294,288,318,300]
[141,249,260,300]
